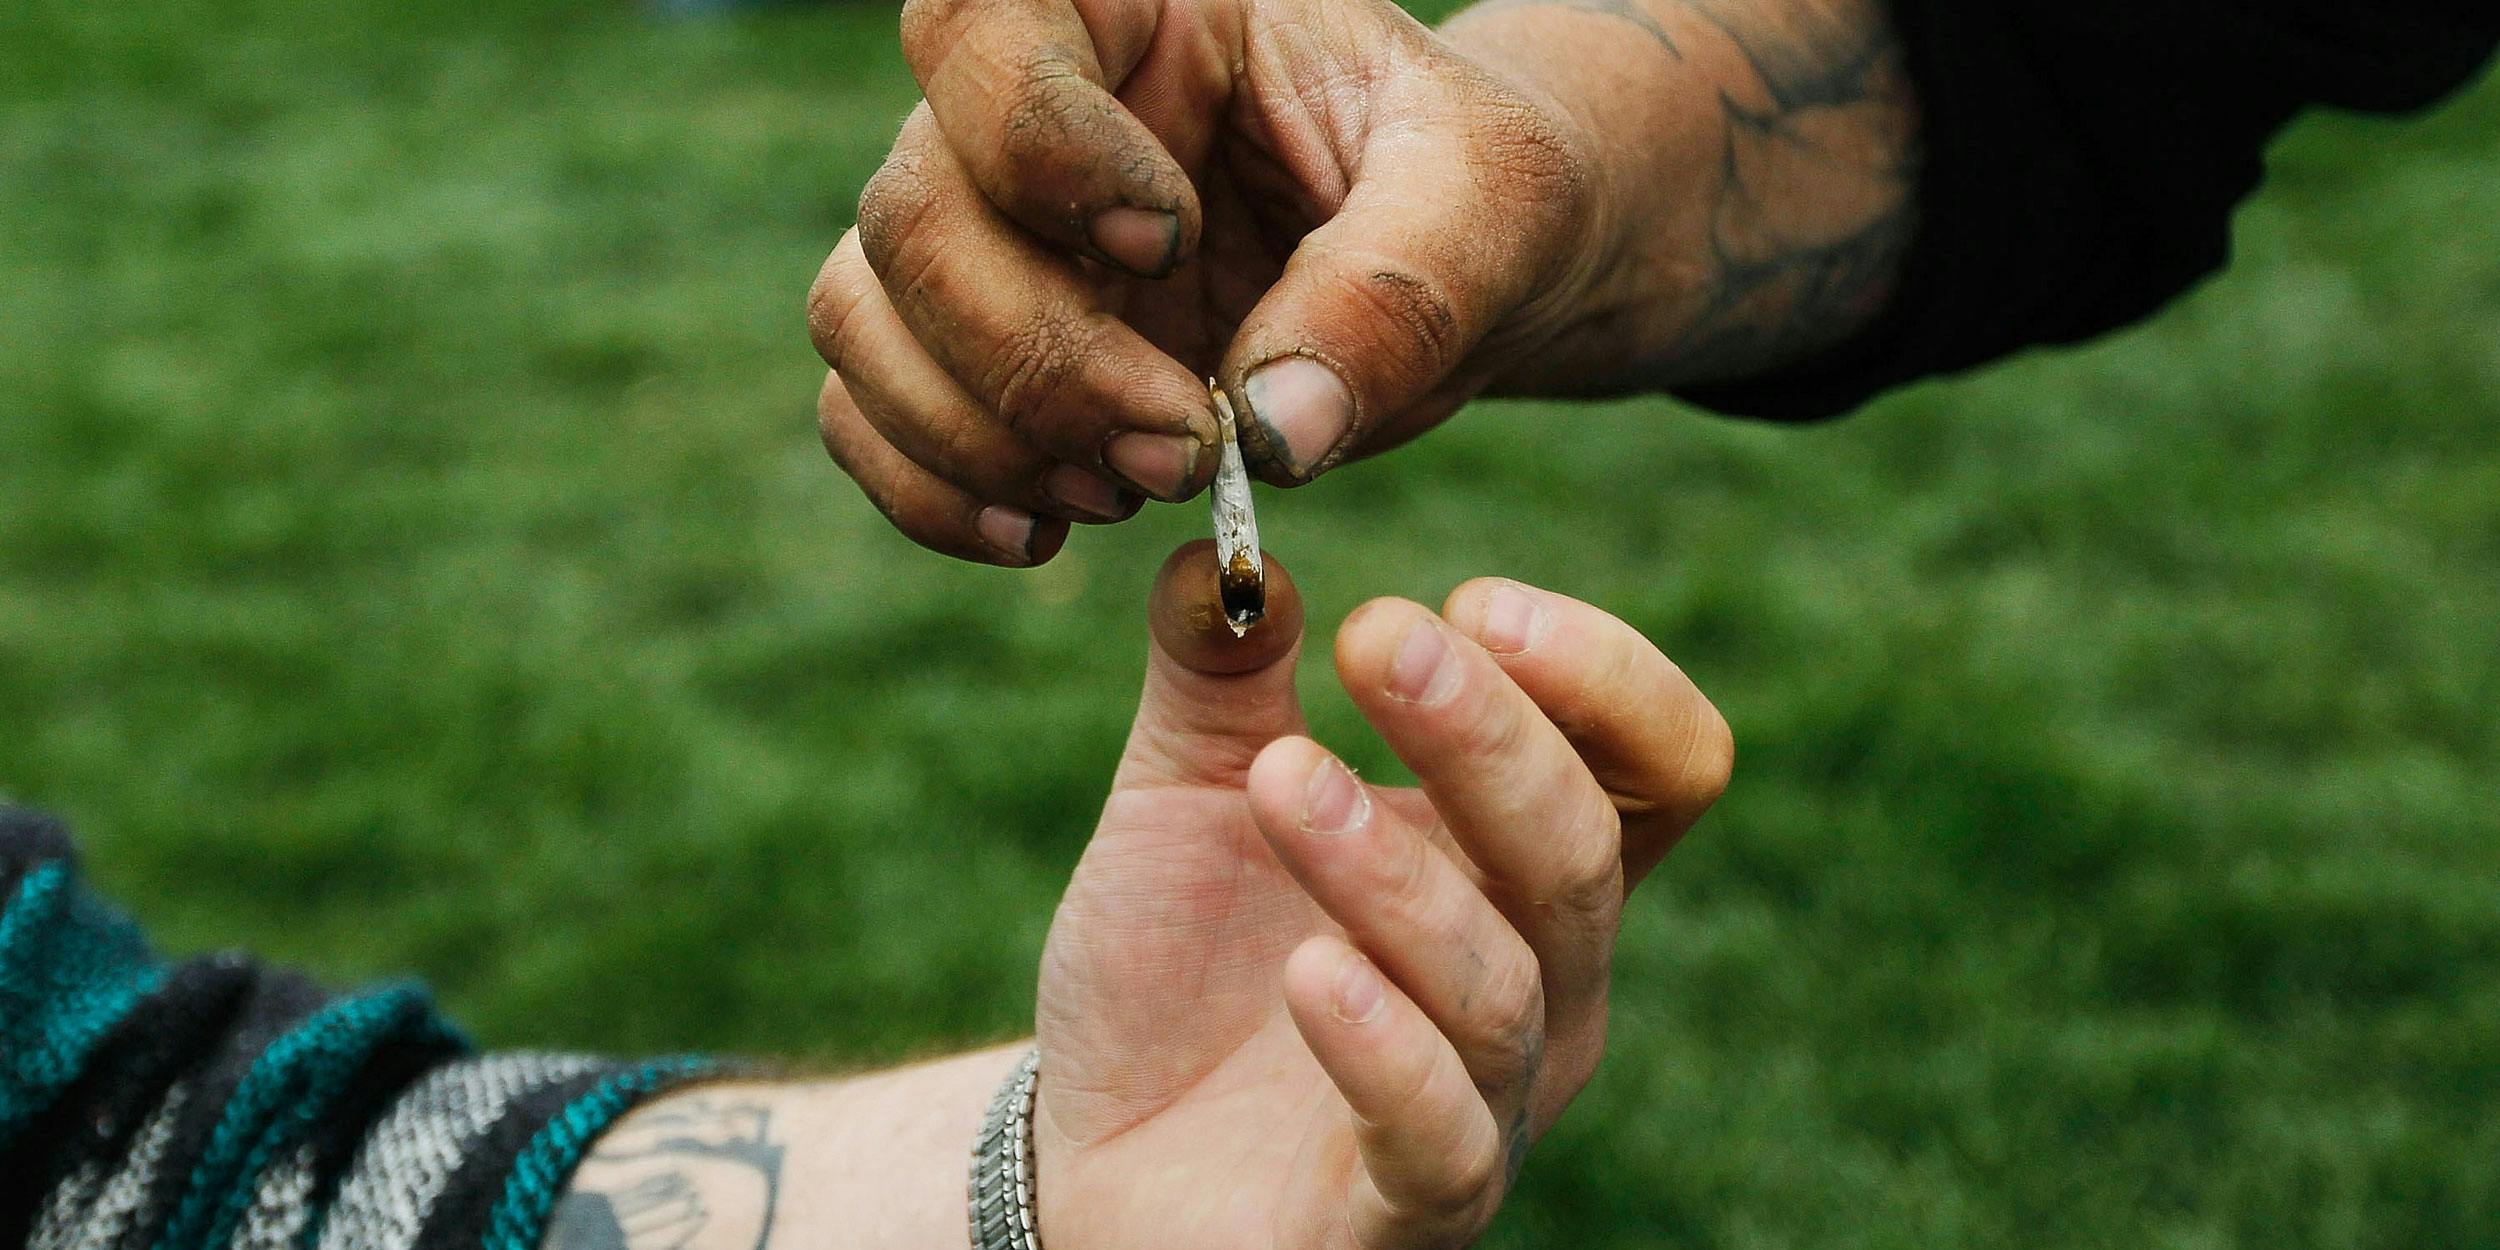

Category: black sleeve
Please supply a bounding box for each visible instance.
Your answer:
[1677,0,2500,421]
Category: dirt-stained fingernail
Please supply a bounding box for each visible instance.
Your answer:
[1301,755,1370,837]
[1106,431,1199,500]
[1478,581,1546,655]
[1387,617,1462,706]
[1089,206,1180,277]
[1043,464,1126,521]
[975,505,1039,563]
[1333,949,1386,1024]
[1244,356,1353,480]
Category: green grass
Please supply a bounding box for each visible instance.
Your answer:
[5,1,2499,1245]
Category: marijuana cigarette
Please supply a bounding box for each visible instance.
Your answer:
[1208,381,1264,636]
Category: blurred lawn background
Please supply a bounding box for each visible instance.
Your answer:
[5,0,2499,1244]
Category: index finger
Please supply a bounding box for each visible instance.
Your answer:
[898,0,1201,277]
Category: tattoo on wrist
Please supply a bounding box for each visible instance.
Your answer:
[547,1095,786,1250]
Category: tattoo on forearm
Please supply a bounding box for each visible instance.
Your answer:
[1472,0,1919,382]
[1669,0,1918,377]
[1478,0,1686,57]
[546,1096,785,1250]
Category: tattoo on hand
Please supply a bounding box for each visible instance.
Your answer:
[547,1096,785,1250]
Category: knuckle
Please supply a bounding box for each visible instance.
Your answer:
[1373,1070,1500,1219]
[988,56,1150,216]
[897,0,982,72]
[881,491,969,552]
[984,311,1094,440]
[854,153,940,277]
[994,49,1089,157]
[817,372,873,461]
[1323,259,1464,382]
[1419,1132,1505,1218]
[1374,820,1442,920]
[1443,678,1530,764]
[806,267,878,371]
[1679,699,1737,810]
[1466,93,1592,225]
[1548,802,1628,920]
[1466,952,1546,1091]
[922,407,987,477]
[1444,87,1597,314]
[843,463,907,527]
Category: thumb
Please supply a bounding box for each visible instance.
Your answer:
[1118,539,1308,788]
[1219,41,1593,483]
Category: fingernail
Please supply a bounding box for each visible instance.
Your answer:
[1301,755,1371,837]
[1387,618,1463,706]
[1479,581,1545,655]
[1042,464,1125,520]
[1243,356,1354,480]
[1088,206,1180,277]
[974,505,1038,563]
[1333,950,1385,1024]
[1104,431,1199,500]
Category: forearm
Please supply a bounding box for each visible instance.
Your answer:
[549,1044,1028,1250]
[1439,0,1920,393]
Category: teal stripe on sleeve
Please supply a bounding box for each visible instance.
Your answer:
[0,860,167,1143]
[480,1056,720,1250]
[151,983,465,1250]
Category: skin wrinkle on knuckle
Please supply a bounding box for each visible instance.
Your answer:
[1465,953,1545,1093]
[1429,670,1528,775]
[1677,700,1738,811]
[1375,1081,1498,1224]
[816,383,865,462]
[1578,639,1699,810]
[989,52,1133,212]
[1360,1034,1445,1137]
[831,444,968,556]
[1547,814,1628,925]
[1289,241,1460,386]
[1467,95,1587,218]
[854,163,934,278]
[904,394,1002,485]
[896,0,992,80]
[1419,1121,1506,1220]
[1447,92,1596,319]
[985,310,1096,438]
[806,270,882,372]
[1340,263,1463,383]
[1366,811,1441,933]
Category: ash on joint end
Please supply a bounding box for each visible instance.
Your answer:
[1220,548,1264,635]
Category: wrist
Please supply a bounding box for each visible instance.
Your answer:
[682,1045,1025,1250]
[1439,0,1919,394]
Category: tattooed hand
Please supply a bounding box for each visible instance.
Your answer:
[553,541,1729,1248]
[1026,542,1732,1248]
[806,0,1915,564]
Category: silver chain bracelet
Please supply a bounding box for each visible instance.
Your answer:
[968,1047,1043,1250]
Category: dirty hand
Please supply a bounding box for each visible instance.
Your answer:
[805,0,1631,566]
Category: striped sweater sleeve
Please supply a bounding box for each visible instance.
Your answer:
[0,807,723,1250]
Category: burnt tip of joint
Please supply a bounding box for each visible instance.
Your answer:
[1220,552,1265,628]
